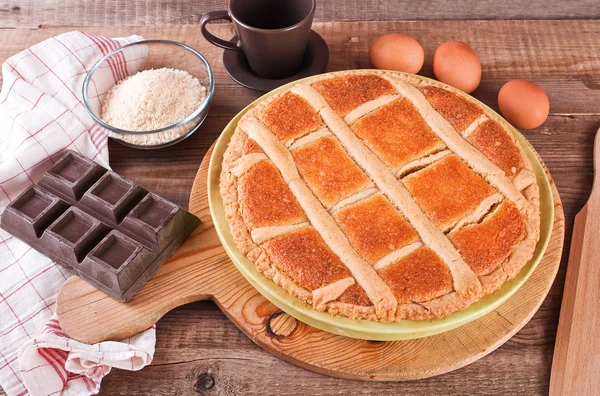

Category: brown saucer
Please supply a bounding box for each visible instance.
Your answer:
[223,30,329,92]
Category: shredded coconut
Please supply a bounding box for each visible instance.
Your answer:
[101,68,207,146]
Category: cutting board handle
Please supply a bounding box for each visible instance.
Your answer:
[56,215,224,342]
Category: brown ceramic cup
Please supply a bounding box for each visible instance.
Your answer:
[200,0,316,79]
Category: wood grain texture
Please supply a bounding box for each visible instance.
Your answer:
[2,0,600,28]
[56,141,564,381]
[98,300,558,395]
[1,21,600,114]
[0,17,596,396]
[549,130,600,396]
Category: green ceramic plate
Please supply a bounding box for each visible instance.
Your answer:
[208,71,554,341]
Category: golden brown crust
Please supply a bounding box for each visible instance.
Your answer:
[403,155,497,231]
[312,74,397,116]
[337,283,373,306]
[262,226,351,291]
[242,138,263,155]
[419,85,484,132]
[468,120,524,178]
[378,247,453,304]
[220,70,541,322]
[259,92,323,145]
[352,98,445,170]
[450,200,525,276]
[292,136,371,208]
[334,194,419,264]
[237,160,306,230]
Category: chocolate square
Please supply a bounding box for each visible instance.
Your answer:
[96,234,138,269]
[52,153,92,182]
[39,152,106,204]
[80,231,150,294]
[119,193,177,249]
[13,187,53,218]
[1,186,68,240]
[132,194,176,229]
[42,207,109,266]
[78,172,147,226]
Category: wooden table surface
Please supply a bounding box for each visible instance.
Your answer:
[1,1,599,395]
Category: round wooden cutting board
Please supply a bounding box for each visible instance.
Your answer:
[56,142,564,381]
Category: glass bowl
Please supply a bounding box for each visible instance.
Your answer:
[82,40,215,150]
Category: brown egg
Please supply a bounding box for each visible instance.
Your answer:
[498,80,549,129]
[433,41,481,93]
[369,34,424,74]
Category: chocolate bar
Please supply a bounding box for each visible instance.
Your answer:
[1,151,200,302]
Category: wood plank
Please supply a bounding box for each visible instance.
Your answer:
[0,292,562,396]
[0,21,599,114]
[98,345,550,395]
[96,302,555,395]
[1,0,600,28]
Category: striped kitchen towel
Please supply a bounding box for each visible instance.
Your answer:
[0,31,155,396]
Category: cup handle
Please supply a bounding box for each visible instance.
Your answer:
[200,10,242,51]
